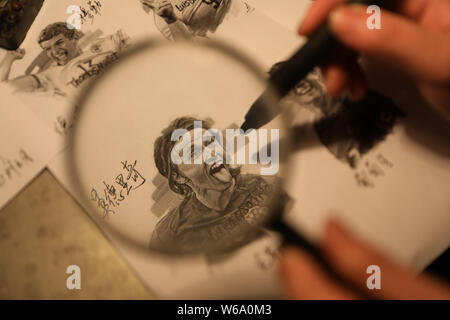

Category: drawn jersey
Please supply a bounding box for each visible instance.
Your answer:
[150,174,278,253]
[34,31,128,99]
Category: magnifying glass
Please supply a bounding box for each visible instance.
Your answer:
[67,38,372,298]
[68,38,306,258]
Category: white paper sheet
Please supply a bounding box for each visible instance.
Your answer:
[0,86,59,210]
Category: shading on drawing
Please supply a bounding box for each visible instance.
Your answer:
[0,22,129,98]
[150,117,277,254]
[271,62,406,169]
[139,0,231,40]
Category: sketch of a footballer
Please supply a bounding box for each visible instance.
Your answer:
[150,117,279,254]
[0,22,130,98]
[139,0,231,40]
[270,62,405,169]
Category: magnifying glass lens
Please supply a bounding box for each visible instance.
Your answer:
[71,39,291,256]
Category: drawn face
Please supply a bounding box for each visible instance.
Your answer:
[40,34,79,66]
[287,72,324,105]
[173,128,234,195]
[346,147,361,169]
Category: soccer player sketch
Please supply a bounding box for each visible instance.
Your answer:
[150,117,280,254]
[0,22,130,99]
[139,0,231,40]
[270,62,405,169]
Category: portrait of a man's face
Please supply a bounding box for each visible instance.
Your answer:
[38,22,83,66]
[40,34,78,66]
[0,21,129,99]
[285,68,327,108]
[151,117,277,254]
[270,63,330,121]
[174,127,234,196]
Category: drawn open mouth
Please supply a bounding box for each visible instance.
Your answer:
[209,163,231,183]
[209,163,225,176]
[54,50,68,62]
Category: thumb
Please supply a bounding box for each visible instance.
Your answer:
[329,5,450,85]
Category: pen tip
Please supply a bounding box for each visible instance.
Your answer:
[240,120,250,131]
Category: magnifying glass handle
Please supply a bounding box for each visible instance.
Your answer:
[270,219,329,266]
[270,219,372,298]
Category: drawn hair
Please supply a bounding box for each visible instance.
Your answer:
[315,90,406,157]
[154,117,199,196]
[38,22,84,45]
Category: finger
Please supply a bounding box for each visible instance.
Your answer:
[321,220,450,299]
[280,247,358,300]
[298,0,346,36]
[329,4,450,84]
[325,50,368,101]
[321,50,352,97]
[322,63,348,98]
[346,59,367,101]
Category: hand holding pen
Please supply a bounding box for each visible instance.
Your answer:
[300,0,450,119]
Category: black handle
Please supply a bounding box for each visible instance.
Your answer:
[269,219,330,269]
[269,219,373,298]
[271,0,385,96]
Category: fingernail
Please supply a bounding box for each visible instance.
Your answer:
[330,4,366,34]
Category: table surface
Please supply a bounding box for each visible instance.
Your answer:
[0,169,153,299]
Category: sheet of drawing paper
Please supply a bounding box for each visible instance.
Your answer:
[49,149,283,298]
[43,0,450,298]
[44,1,299,298]
[0,86,59,210]
[284,108,450,271]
